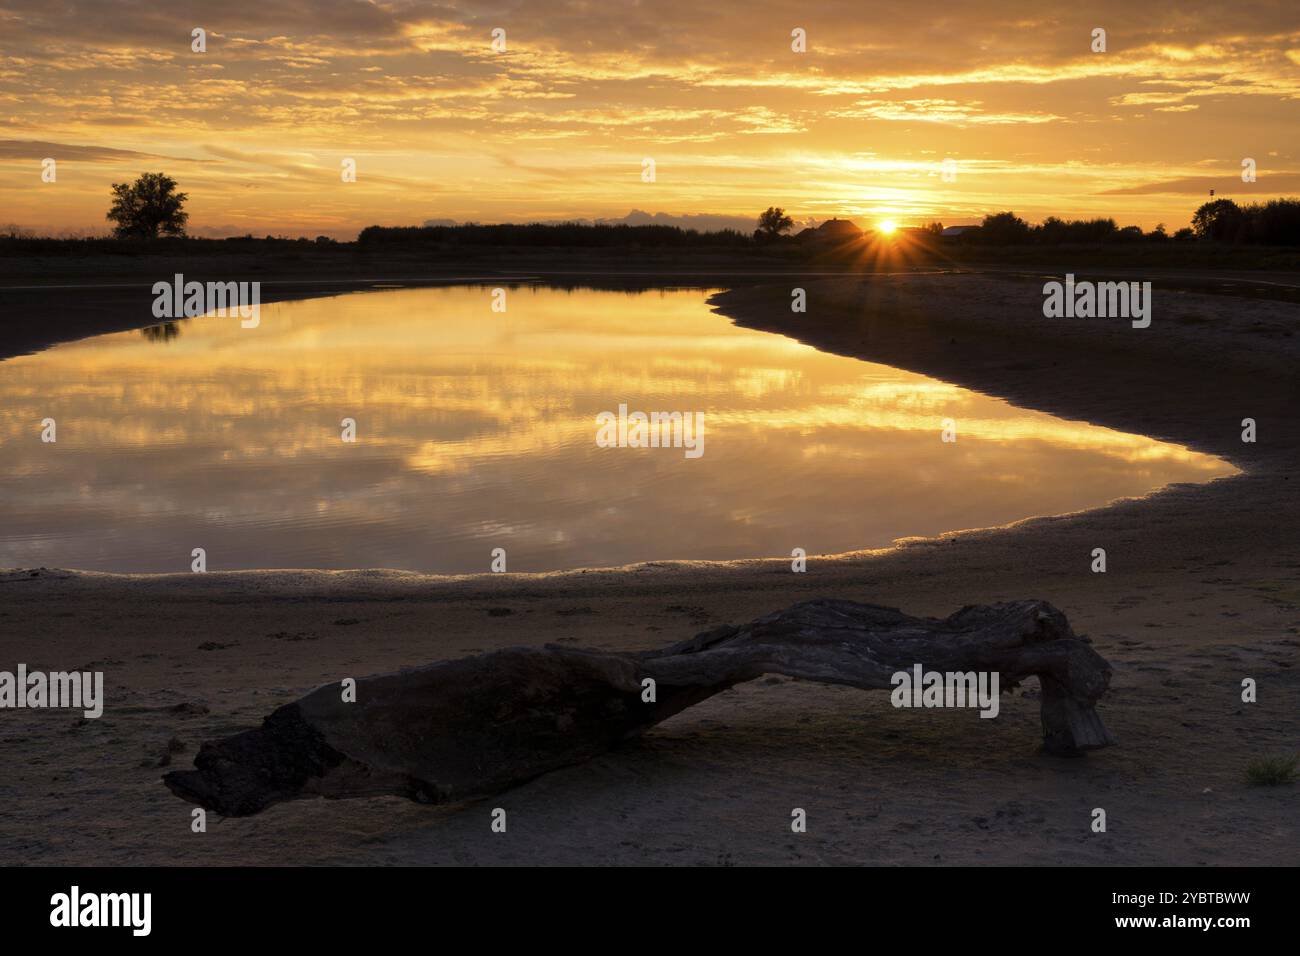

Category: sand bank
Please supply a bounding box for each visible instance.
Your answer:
[0,272,1296,865]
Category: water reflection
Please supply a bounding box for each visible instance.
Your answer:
[140,321,184,344]
[0,285,1235,572]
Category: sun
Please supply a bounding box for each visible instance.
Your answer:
[878,219,898,235]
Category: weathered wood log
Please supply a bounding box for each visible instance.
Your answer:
[164,599,1113,816]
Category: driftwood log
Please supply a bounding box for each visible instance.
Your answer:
[164,599,1113,816]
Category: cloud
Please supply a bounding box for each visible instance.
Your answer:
[1100,173,1300,195]
[827,99,1063,125]
[0,138,200,162]
[2,1,1297,234]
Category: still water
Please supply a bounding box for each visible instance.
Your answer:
[0,285,1233,572]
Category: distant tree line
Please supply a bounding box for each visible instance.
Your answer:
[5,171,1300,250]
[357,222,751,248]
[960,211,1177,245]
[1189,198,1300,245]
[360,200,1300,249]
[966,199,1300,247]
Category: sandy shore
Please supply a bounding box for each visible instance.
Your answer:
[1,272,1296,865]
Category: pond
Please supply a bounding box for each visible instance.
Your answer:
[0,284,1235,572]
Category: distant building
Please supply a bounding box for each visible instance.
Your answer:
[797,218,864,243]
[940,225,982,240]
[818,218,864,240]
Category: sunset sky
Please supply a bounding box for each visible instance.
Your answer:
[2,0,1298,238]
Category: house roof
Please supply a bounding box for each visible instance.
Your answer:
[817,218,863,236]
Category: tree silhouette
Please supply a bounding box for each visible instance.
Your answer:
[755,206,794,240]
[141,321,182,343]
[1191,199,1243,241]
[979,211,1031,244]
[106,172,189,239]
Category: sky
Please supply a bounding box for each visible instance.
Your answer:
[1,0,1298,238]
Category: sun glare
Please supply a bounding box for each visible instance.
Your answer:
[878,220,898,235]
